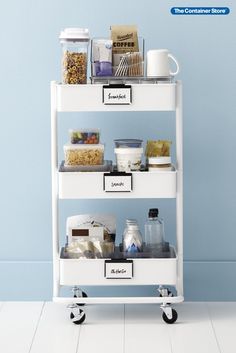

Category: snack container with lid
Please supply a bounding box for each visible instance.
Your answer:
[60,28,90,84]
[64,143,104,166]
[69,128,100,144]
[115,147,143,172]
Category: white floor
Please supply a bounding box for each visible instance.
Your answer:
[0,302,235,353]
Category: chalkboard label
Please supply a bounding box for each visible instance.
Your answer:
[105,260,133,279]
[103,85,132,105]
[104,173,132,192]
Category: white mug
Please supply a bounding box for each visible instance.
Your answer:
[147,49,179,77]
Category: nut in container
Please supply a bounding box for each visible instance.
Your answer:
[64,143,104,166]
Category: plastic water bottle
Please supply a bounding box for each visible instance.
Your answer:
[123,219,143,253]
[144,208,165,252]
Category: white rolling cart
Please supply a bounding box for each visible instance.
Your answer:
[50,80,184,324]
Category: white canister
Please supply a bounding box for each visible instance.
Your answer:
[115,147,143,172]
[148,156,172,171]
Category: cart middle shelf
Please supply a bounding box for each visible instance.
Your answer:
[58,169,177,199]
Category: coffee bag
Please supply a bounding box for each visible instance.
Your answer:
[111,25,139,70]
[111,25,139,54]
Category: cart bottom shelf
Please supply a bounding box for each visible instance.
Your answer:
[53,295,184,305]
[59,246,178,286]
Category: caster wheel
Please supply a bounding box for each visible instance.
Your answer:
[74,291,87,306]
[70,308,86,325]
[162,308,178,324]
[160,289,173,297]
[159,289,173,305]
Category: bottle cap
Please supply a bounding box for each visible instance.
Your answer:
[148,208,159,218]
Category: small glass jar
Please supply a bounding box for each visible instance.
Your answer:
[59,28,89,84]
[148,156,172,171]
[123,219,143,253]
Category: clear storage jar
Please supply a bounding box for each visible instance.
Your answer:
[60,28,89,84]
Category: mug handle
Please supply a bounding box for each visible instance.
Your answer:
[168,53,180,76]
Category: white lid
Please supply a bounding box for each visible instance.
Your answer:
[64,143,104,150]
[114,147,143,154]
[148,156,171,164]
[69,128,100,133]
[59,28,89,40]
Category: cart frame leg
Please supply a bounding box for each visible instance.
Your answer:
[176,80,184,298]
[51,81,60,298]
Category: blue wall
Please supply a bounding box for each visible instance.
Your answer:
[0,0,236,300]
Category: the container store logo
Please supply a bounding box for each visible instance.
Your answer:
[171,7,230,15]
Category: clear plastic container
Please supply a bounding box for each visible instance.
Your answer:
[69,128,100,144]
[91,37,144,80]
[60,28,90,84]
[144,208,165,252]
[114,147,143,172]
[60,160,112,172]
[64,143,104,166]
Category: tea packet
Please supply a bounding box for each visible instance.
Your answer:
[92,39,113,76]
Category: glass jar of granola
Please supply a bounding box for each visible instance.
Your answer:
[59,28,89,84]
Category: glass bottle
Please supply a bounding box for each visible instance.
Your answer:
[123,219,143,253]
[144,208,165,252]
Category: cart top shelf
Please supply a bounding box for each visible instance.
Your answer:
[52,81,179,112]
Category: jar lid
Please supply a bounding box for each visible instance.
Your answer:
[59,28,90,41]
[126,219,138,225]
[114,139,143,148]
[148,156,171,165]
